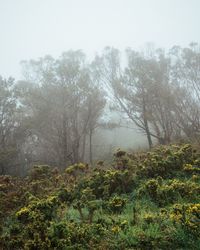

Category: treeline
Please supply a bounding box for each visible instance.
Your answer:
[0,43,200,175]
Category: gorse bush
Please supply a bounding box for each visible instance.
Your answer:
[65,163,89,177]
[1,195,60,249]
[30,165,52,180]
[138,178,200,206]
[106,195,127,214]
[170,203,200,237]
[133,144,195,178]
[0,143,200,249]
[184,162,200,174]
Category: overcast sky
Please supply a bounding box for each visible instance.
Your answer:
[0,0,200,80]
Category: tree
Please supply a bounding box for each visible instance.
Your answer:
[18,51,106,168]
[170,43,200,141]
[93,47,177,148]
[0,76,21,174]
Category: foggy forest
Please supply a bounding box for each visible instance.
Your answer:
[0,1,200,249]
[1,44,200,175]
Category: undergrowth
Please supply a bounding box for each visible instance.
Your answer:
[0,144,200,249]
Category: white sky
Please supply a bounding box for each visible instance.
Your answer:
[0,0,200,80]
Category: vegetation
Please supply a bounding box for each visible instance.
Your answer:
[0,43,200,249]
[1,43,200,175]
[0,2,199,249]
[0,144,200,249]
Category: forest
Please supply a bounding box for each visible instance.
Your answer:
[0,43,200,249]
[1,43,200,175]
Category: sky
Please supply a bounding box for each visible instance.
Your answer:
[0,0,200,80]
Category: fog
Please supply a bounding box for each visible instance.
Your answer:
[0,0,200,175]
[1,0,199,79]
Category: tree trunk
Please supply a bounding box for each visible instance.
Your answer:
[144,119,153,149]
[81,133,86,162]
[142,96,153,149]
[62,114,68,166]
[89,129,93,164]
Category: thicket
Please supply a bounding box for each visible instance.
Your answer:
[0,144,200,249]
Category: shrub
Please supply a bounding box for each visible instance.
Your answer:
[106,195,127,214]
[74,169,135,201]
[170,203,200,237]
[30,165,51,180]
[134,144,195,178]
[138,178,200,206]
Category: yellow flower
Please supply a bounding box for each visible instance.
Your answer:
[111,226,120,233]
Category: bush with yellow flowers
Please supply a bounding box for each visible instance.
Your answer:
[183,162,200,174]
[1,195,61,249]
[0,143,200,249]
[74,169,135,201]
[133,144,195,179]
[106,195,127,214]
[0,175,27,222]
[65,163,89,176]
[170,203,200,238]
[138,177,200,206]
[30,165,51,180]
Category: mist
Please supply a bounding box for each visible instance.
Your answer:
[0,0,200,175]
[1,2,200,249]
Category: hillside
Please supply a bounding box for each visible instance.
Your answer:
[0,144,200,250]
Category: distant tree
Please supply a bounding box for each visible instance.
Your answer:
[93,47,178,148]
[18,51,106,168]
[84,89,106,163]
[0,76,21,174]
[170,43,200,141]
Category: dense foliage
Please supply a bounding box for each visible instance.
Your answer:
[0,144,200,249]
